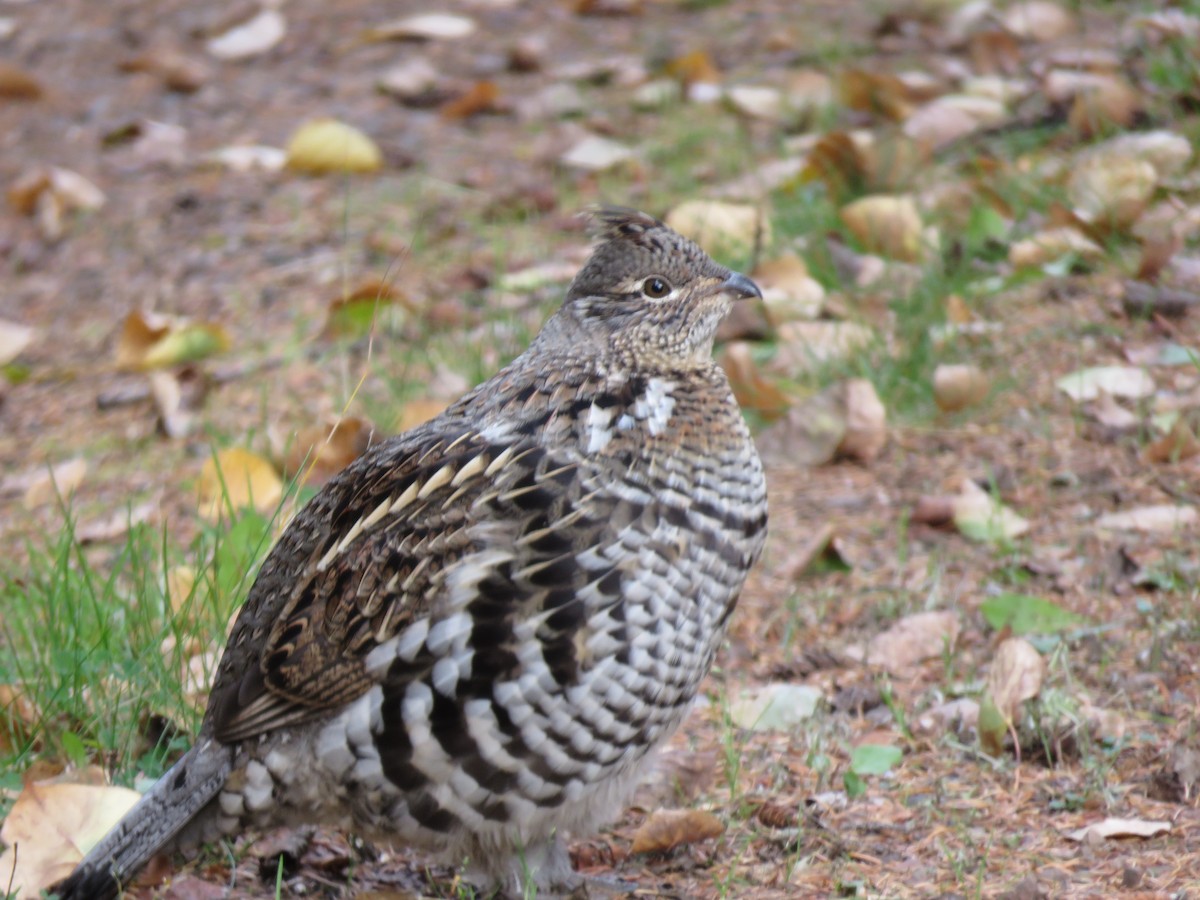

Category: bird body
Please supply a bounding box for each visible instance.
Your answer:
[54,208,767,898]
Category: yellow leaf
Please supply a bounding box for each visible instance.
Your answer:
[115,311,229,371]
[197,448,283,520]
[630,808,724,855]
[0,780,140,898]
[286,118,382,174]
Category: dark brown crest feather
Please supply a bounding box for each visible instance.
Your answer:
[582,205,665,241]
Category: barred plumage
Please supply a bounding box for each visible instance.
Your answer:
[54,207,768,899]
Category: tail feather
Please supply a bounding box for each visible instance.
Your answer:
[51,740,232,900]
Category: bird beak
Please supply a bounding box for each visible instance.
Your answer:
[721,271,762,301]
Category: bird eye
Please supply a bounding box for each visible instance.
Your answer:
[642,277,671,299]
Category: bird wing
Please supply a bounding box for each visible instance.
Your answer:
[207,425,641,744]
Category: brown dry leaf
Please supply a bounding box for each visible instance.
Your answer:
[945,294,973,325]
[286,119,382,175]
[1069,77,1142,139]
[0,319,34,365]
[717,341,792,417]
[1089,392,1139,431]
[1009,227,1103,269]
[1097,504,1198,533]
[933,364,990,412]
[75,498,158,545]
[1065,818,1170,843]
[22,458,87,509]
[860,133,926,192]
[115,311,230,371]
[903,96,1007,152]
[801,131,869,199]
[1136,235,1181,282]
[752,254,824,325]
[755,386,847,467]
[665,200,769,258]
[857,610,961,673]
[840,194,923,262]
[1145,417,1200,464]
[630,808,724,855]
[206,8,285,60]
[283,416,376,485]
[968,29,1022,76]
[1068,155,1157,231]
[664,50,720,89]
[118,47,210,93]
[0,779,141,897]
[841,378,887,463]
[149,367,209,439]
[772,321,875,373]
[839,69,914,121]
[396,399,449,432]
[364,13,477,42]
[0,685,39,754]
[197,448,283,520]
[575,0,642,15]
[440,80,500,120]
[986,638,1045,723]
[1001,1,1075,41]
[0,62,43,100]
[8,166,105,218]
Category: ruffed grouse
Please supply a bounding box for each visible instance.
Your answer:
[54,207,768,898]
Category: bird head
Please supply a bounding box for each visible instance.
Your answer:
[557,206,762,368]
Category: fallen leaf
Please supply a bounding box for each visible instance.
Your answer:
[841,378,887,463]
[772,321,876,372]
[840,194,923,262]
[206,9,285,60]
[1055,366,1155,402]
[856,610,960,673]
[364,13,476,42]
[725,85,784,122]
[1144,417,1200,464]
[839,69,914,121]
[1001,1,1075,41]
[1095,504,1197,533]
[0,779,141,897]
[1065,818,1170,843]
[204,144,286,173]
[1068,155,1157,231]
[1009,227,1103,269]
[1084,131,1193,179]
[286,119,382,175]
[395,398,449,432]
[115,311,230,371]
[802,131,869,199]
[376,57,442,104]
[755,386,847,467]
[718,341,792,417]
[752,254,825,325]
[1089,392,1139,431]
[149,367,209,438]
[664,50,720,90]
[987,638,1044,723]
[282,416,375,485]
[197,448,283,520]
[0,684,39,754]
[440,80,500,120]
[22,458,87,509]
[980,593,1084,636]
[559,135,635,172]
[933,364,990,412]
[630,809,724,855]
[729,683,823,731]
[953,480,1030,543]
[8,166,105,216]
[1069,76,1142,139]
[0,62,43,99]
[665,200,769,258]
[0,319,34,365]
[75,498,158,545]
[322,278,412,339]
[118,47,210,93]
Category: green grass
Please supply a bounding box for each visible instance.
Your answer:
[0,494,279,805]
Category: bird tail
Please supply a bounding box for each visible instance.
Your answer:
[51,739,232,900]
